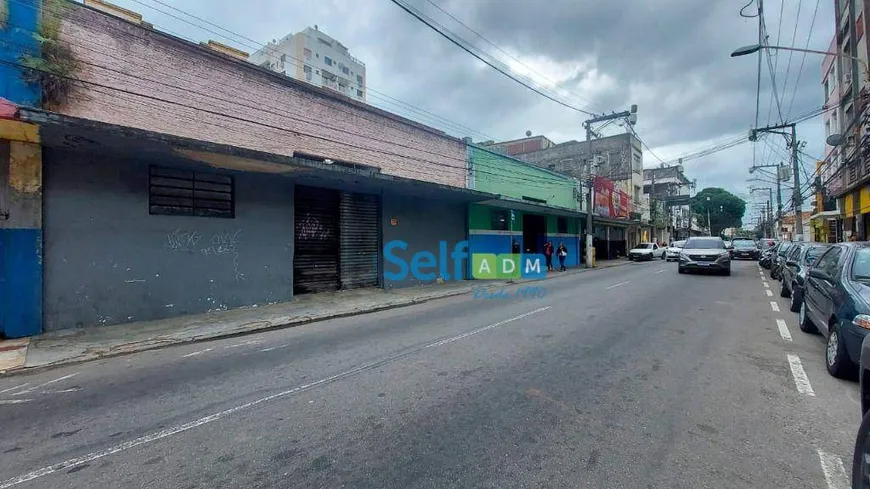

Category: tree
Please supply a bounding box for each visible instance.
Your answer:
[690,188,746,236]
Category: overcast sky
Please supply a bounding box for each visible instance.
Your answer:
[109,0,834,226]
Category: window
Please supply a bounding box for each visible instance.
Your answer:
[557,217,568,234]
[853,248,870,279]
[356,89,363,97]
[357,74,363,85]
[324,56,332,66]
[491,210,509,231]
[280,54,286,62]
[304,65,312,81]
[342,66,349,75]
[303,48,311,60]
[816,247,842,277]
[684,238,725,249]
[825,79,830,101]
[149,166,234,218]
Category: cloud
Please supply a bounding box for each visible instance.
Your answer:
[105,0,835,204]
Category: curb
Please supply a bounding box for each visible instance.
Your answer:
[0,260,632,377]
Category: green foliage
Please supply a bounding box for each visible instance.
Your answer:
[690,187,747,236]
[19,0,78,108]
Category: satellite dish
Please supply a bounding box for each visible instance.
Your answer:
[525,130,532,137]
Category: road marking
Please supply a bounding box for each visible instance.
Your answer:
[12,374,78,396]
[765,289,773,297]
[763,282,769,288]
[776,319,793,341]
[0,306,550,489]
[0,383,28,395]
[817,450,848,489]
[606,281,629,290]
[654,269,664,274]
[259,347,275,352]
[770,301,780,312]
[762,277,768,282]
[182,348,213,358]
[787,354,815,396]
[225,340,262,349]
[759,271,764,275]
[0,399,32,405]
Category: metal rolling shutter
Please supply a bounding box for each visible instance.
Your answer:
[340,192,380,289]
[294,186,340,294]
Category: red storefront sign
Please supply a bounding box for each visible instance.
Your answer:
[593,176,631,219]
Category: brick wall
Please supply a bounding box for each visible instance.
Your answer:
[55,5,466,187]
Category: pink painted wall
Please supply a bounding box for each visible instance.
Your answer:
[56,5,466,187]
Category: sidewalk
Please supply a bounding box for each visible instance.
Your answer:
[0,258,632,374]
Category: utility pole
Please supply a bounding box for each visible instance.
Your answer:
[583,105,637,268]
[790,124,803,239]
[767,200,773,239]
[776,163,783,239]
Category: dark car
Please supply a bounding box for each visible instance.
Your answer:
[731,239,759,260]
[853,335,870,487]
[800,242,870,378]
[677,237,731,276]
[779,242,830,312]
[770,241,794,280]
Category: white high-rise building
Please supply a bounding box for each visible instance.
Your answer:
[249,26,366,102]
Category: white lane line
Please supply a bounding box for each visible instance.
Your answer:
[787,354,815,396]
[770,301,780,312]
[224,340,262,349]
[0,306,550,489]
[763,282,770,288]
[654,269,664,275]
[0,383,29,395]
[776,319,793,341]
[606,281,630,290]
[12,374,78,396]
[182,348,213,358]
[259,347,276,352]
[817,450,848,489]
[765,289,774,297]
[0,399,32,405]
[762,277,768,282]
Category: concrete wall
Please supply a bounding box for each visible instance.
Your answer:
[382,194,467,288]
[58,4,465,188]
[42,148,295,331]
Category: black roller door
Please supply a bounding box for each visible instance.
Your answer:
[294,186,340,294]
[340,192,380,289]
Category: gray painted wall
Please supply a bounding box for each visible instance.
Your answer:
[43,149,295,331]
[381,193,468,288]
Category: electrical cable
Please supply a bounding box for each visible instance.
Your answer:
[778,0,803,118]
[785,0,821,120]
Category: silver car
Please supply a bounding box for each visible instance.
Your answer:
[666,240,685,261]
[677,237,731,276]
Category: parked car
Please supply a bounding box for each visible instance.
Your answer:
[677,237,731,275]
[731,239,759,260]
[851,334,870,487]
[799,242,870,378]
[665,240,685,261]
[779,242,829,312]
[628,242,666,261]
[759,247,775,269]
[770,241,794,280]
[758,238,776,250]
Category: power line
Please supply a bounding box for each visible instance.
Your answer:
[388,0,599,117]
[785,0,821,120]
[778,0,803,117]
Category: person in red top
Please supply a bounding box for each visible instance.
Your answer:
[543,241,554,271]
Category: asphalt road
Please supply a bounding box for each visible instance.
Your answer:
[0,258,861,488]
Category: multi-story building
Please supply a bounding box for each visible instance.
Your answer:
[824,0,870,240]
[643,165,693,242]
[482,132,645,250]
[248,26,366,102]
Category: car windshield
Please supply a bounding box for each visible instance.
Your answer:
[778,242,793,255]
[637,243,653,249]
[853,248,870,280]
[734,241,754,249]
[671,241,685,248]
[684,238,724,249]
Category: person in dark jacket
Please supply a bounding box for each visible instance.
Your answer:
[557,242,568,271]
[543,241,554,270]
[512,240,521,254]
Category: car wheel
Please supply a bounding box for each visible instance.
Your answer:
[789,289,801,313]
[799,302,818,334]
[826,324,856,379]
[678,266,685,274]
[661,253,665,260]
[852,408,870,489]
[723,267,731,276]
[779,279,790,298]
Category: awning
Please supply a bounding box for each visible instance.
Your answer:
[810,210,841,221]
[476,197,586,218]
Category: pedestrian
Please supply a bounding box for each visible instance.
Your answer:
[557,242,568,271]
[512,240,521,254]
[543,241,554,270]
[851,234,859,242]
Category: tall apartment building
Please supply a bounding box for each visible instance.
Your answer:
[643,165,693,241]
[248,26,366,102]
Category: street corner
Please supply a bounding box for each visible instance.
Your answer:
[0,338,31,372]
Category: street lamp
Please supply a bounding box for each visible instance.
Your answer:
[731,44,869,80]
[706,196,712,236]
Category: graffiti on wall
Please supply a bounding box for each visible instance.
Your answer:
[164,228,245,281]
